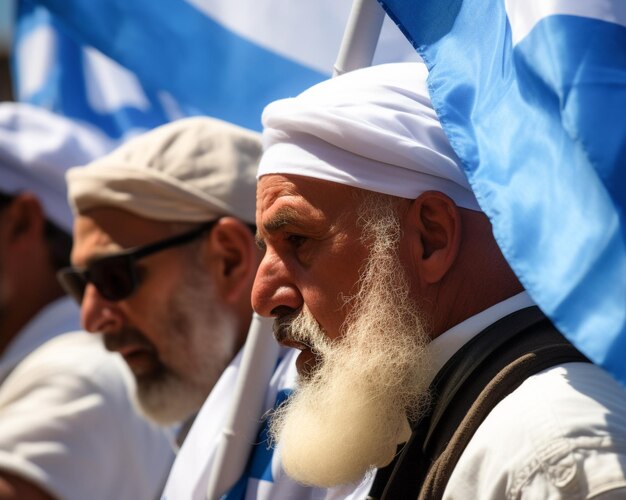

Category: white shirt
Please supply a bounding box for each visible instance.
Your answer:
[425,292,626,498]
[447,362,626,498]
[0,297,175,500]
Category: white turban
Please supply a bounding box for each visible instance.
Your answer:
[0,103,113,233]
[259,62,480,211]
[67,117,262,225]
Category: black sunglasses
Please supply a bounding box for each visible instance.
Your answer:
[57,220,219,304]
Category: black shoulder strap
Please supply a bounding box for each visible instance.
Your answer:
[368,306,589,500]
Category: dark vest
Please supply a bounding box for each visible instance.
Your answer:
[367,306,589,500]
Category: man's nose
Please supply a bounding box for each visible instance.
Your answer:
[252,252,303,317]
[80,284,124,335]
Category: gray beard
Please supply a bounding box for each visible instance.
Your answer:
[114,263,237,426]
[269,194,433,487]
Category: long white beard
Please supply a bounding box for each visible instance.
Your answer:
[270,196,433,487]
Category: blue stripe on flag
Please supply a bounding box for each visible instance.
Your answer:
[379,0,626,387]
[519,16,626,195]
[16,0,418,140]
[222,389,293,500]
[14,1,175,138]
[512,15,626,363]
[248,389,293,482]
[27,0,327,132]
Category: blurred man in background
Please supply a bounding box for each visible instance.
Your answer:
[0,102,174,500]
[63,117,330,499]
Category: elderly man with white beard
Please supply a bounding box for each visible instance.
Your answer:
[252,62,626,499]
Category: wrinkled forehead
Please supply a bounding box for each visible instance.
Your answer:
[256,174,365,222]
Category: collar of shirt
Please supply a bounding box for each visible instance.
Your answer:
[425,291,535,386]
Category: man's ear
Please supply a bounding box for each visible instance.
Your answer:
[407,191,461,285]
[203,217,258,304]
[2,194,46,248]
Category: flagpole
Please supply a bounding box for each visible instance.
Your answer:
[333,0,386,77]
[205,314,279,500]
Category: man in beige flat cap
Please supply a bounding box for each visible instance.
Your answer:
[63,116,329,500]
[63,116,262,429]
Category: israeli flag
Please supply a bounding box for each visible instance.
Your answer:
[14,0,418,140]
[378,0,626,387]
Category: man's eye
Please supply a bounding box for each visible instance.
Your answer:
[286,234,307,248]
